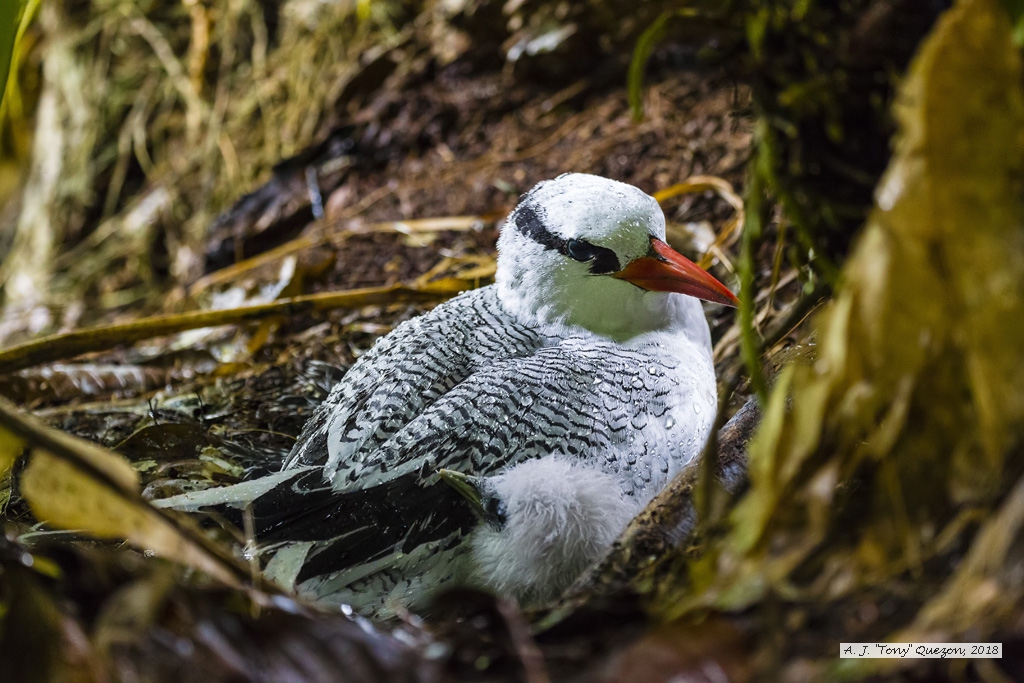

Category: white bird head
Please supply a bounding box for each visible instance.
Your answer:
[496,173,737,340]
[441,457,640,605]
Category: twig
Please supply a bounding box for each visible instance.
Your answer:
[762,282,830,351]
[0,283,463,375]
[189,214,496,295]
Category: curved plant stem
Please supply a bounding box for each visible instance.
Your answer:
[0,283,462,375]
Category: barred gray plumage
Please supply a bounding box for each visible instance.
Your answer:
[156,173,737,616]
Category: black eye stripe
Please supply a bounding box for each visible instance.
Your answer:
[513,202,565,252]
[512,202,622,274]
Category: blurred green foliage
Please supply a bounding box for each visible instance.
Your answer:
[661,0,1024,675]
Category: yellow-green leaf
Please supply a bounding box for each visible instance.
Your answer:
[0,422,25,478]
[0,397,252,590]
[19,450,238,587]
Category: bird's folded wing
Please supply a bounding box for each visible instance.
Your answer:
[322,338,650,491]
[284,287,544,473]
[242,342,634,581]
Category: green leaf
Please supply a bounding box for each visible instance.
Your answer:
[628,11,672,121]
[0,0,26,111]
[628,9,703,121]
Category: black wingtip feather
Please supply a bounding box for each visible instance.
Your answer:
[220,470,476,580]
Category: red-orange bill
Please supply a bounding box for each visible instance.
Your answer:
[613,238,739,307]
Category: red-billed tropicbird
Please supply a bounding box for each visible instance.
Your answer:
[156,173,737,615]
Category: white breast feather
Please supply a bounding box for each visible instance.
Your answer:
[469,456,642,603]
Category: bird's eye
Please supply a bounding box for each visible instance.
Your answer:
[566,239,597,262]
[564,239,621,274]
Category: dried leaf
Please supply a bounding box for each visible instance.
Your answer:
[0,397,253,590]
